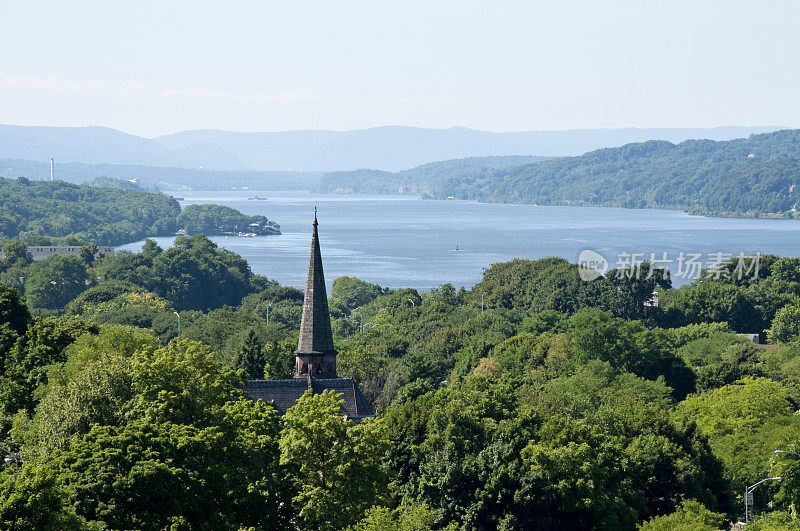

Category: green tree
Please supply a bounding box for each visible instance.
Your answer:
[51,420,273,530]
[768,304,800,343]
[280,389,390,530]
[0,463,88,530]
[129,338,243,426]
[0,240,32,270]
[234,328,265,379]
[0,317,97,436]
[638,499,725,531]
[24,255,89,309]
[676,377,800,495]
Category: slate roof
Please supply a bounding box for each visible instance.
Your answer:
[245,378,374,419]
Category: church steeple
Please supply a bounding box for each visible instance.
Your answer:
[294,209,337,379]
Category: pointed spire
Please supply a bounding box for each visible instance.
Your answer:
[295,210,336,378]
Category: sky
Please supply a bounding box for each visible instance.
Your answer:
[0,0,798,137]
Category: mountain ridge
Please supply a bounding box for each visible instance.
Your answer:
[0,123,782,173]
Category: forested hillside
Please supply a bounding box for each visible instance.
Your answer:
[324,129,800,218]
[320,155,548,195]
[4,237,800,528]
[0,178,280,246]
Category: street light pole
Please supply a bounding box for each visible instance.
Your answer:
[745,476,782,523]
[774,450,800,458]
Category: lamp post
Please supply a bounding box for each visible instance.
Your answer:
[745,476,782,523]
[774,450,800,458]
[174,311,180,336]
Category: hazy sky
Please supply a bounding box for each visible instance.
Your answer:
[1,0,798,137]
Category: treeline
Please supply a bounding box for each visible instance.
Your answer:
[320,155,548,195]
[4,239,800,527]
[323,129,800,217]
[0,177,280,246]
[0,157,323,191]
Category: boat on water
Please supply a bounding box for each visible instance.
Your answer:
[247,196,269,201]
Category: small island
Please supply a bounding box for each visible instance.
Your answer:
[176,203,280,236]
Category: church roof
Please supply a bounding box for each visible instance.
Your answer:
[296,210,335,356]
[245,378,373,419]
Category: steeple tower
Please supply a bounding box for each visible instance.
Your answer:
[294,208,337,379]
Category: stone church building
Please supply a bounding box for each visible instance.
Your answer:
[245,212,373,420]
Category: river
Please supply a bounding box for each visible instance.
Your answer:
[117,191,800,290]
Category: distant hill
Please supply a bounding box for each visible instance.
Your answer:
[0,158,322,191]
[0,124,248,170]
[320,155,549,195]
[155,125,781,171]
[423,129,800,217]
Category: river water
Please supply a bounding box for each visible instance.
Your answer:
[117,191,800,290]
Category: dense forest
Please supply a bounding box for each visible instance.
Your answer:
[322,129,800,218]
[3,236,800,528]
[320,155,548,195]
[0,178,280,246]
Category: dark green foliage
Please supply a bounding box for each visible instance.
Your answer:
[93,235,258,311]
[0,463,87,530]
[52,418,279,530]
[0,176,180,245]
[7,237,800,528]
[320,155,548,195]
[0,317,97,436]
[638,499,726,530]
[0,177,280,246]
[234,328,265,379]
[412,129,800,217]
[23,255,89,309]
[63,280,142,314]
[661,280,763,332]
[331,276,389,315]
[177,203,280,236]
[0,284,30,335]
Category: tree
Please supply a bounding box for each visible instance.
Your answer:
[78,244,98,266]
[638,499,725,531]
[0,239,32,270]
[768,304,800,343]
[331,276,388,314]
[51,420,274,530]
[0,284,30,341]
[0,463,87,530]
[24,255,89,310]
[0,317,97,437]
[348,503,448,531]
[280,390,389,530]
[129,338,243,426]
[676,377,800,494]
[234,328,265,379]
